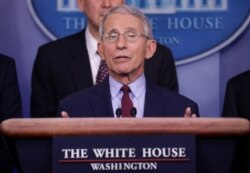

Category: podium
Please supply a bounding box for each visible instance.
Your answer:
[1,117,250,173]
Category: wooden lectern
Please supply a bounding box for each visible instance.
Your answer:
[1,117,250,173]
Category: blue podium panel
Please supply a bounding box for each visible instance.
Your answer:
[52,135,196,173]
[15,136,238,173]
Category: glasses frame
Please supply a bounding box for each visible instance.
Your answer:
[101,31,149,43]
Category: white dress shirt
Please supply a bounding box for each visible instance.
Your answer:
[109,74,146,118]
[85,25,102,85]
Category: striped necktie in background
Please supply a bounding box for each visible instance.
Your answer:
[95,60,108,84]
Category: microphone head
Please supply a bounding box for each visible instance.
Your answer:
[115,108,122,117]
[130,107,137,117]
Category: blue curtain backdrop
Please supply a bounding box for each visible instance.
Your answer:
[0,0,250,117]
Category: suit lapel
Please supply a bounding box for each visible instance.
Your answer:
[90,78,114,117]
[68,30,94,90]
[144,80,165,117]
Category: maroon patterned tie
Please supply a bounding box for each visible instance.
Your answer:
[96,60,108,84]
[121,85,133,117]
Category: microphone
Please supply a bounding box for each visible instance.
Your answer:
[130,107,137,117]
[115,108,122,117]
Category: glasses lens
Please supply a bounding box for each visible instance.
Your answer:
[124,32,138,42]
[108,32,119,41]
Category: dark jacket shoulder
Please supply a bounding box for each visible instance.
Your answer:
[40,30,85,49]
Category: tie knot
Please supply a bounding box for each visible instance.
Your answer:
[121,85,131,94]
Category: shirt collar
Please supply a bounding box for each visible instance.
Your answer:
[85,25,98,59]
[109,74,146,99]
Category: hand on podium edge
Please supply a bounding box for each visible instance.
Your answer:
[184,107,197,118]
[61,111,70,118]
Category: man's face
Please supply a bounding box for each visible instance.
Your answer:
[98,13,156,81]
[78,0,124,31]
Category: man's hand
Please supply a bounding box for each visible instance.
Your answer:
[61,111,70,118]
[184,107,197,118]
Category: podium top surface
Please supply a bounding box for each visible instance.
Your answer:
[0,117,249,137]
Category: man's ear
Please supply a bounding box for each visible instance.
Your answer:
[145,40,157,59]
[97,42,105,60]
[77,0,85,12]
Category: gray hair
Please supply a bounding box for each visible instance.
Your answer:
[99,5,153,39]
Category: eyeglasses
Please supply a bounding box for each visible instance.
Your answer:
[101,31,149,43]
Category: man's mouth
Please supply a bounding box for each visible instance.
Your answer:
[114,56,130,62]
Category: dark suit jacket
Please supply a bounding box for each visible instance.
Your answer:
[57,77,198,117]
[222,70,250,119]
[0,54,22,121]
[31,29,178,117]
[222,70,250,173]
[0,54,22,173]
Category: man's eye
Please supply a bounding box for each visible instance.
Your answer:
[108,34,118,40]
[126,33,137,38]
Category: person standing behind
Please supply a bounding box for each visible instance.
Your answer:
[222,70,250,173]
[31,0,178,118]
[222,70,250,119]
[0,54,22,173]
[58,5,198,118]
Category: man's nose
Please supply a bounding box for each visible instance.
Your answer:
[116,34,127,49]
[101,0,112,8]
